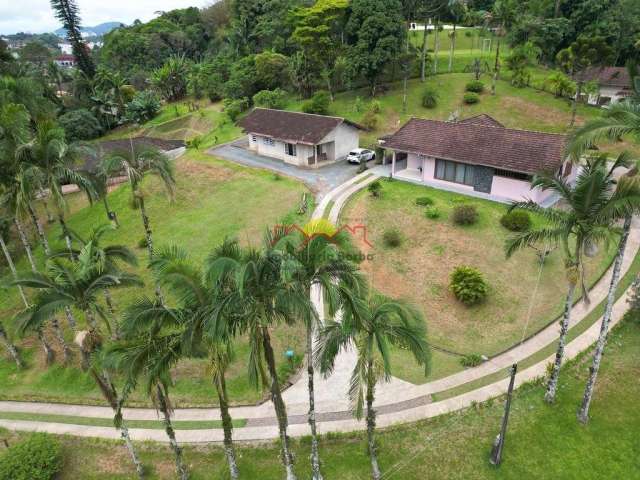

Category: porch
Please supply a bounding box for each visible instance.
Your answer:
[306,141,336,168]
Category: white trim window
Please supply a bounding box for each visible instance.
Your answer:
[263,137,275,146]
[284,142,297,156]
[251,135,257,142]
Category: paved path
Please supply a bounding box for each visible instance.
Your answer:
[2,165,638,443]
[208,139,360,199]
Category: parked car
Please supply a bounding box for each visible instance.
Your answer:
[346,148,375,164]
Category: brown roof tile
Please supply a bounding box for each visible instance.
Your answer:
[381,118,566,174]
[578,67,632,89]
[238,108,362,145]
[458,114,504,128]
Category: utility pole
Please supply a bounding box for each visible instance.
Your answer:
[490,363,518,466]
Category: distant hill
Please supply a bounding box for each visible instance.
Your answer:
[55,22,124,38]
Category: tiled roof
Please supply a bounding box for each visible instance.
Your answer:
[578,67,632,89]
[238,108,363,145]
[381,118,566,174]
[459,114,504,128]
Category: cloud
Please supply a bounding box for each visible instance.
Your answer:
[1,0,208,35]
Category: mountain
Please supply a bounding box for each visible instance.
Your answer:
[55,22,124,38]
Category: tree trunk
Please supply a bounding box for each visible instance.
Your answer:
[0,234,29,308]
[57,214,74,257]
[323,70,334,102]
[28,203,50,255]
[492,39,501,95]
[570,81,581,127]
[262,327,297,480]
[38,328,55,365]
[15,218,37,273]
[215,371,239,480]
[433,19,440,75]
[0,322,22,368]
[120,424,145,479]
[448,23,456,73]
[545,282,576,403]
[554,0,561,18]
[366,364,381,480]
[156,385,189,480]
[420,17,428,82]
[137,194,163,302]
[577,215,631,423]
[103,197,119,228]
[41,198,54,223]
[306,324,323,480]
[51,316,72,364]
[64,306,78,332]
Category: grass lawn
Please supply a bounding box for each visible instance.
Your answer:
[340,179,615,383]
[2,313,638,479]
[0,150,309,406]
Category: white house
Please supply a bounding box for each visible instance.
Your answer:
[238,108,363,168]
[379,114,575,204]
[578,67,633,106]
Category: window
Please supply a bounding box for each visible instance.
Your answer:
[435,159,475,186]
[494,168,530,181]
[251,135,257,142]
[284,143,297,156]
[263,137,275,146]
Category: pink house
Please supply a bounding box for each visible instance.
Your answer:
[379,115,574,204]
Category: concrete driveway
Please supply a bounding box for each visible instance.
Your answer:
[208,139,361,198]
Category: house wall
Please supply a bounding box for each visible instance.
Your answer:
[247,134,311,166]
[318,123,360,160]
[586,86,628,106]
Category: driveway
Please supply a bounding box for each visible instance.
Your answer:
[208,138,361,198]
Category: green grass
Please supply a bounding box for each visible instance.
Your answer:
[0,150,309,407]
[0,411,246,430]
[3,313,638,479]
[341,179,616,383]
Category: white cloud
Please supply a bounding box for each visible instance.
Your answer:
[0,0,209,35]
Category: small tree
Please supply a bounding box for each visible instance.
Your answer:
[368,180,382,197]
[422,86,439,108]
[450,266,488,305]
[302,90,331,115]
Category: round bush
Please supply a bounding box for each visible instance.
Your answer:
[465,80,485,93]
[0,433,62,480]
[425,206,441,219]
[125,90,161,124]
[460,353,483,367]
[415,196,434,206]
[360,109,379,130]
[137,237,149,249]
[463,92,480,104]
[450,266,488,306]
[382,228,402,248]
[500,210,531,232]
[452,204,479,225]
[368,180,382,197]
[422,86,439,109]
[58,108,102,141]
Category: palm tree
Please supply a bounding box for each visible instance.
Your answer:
[11,243,142,367]
[0,217,24,367]
[207,235,308,480]
[125,245,241,479]
[316,294,430,480]
[506,156,629,403]
[87,146,121,227]
[108,331,189,480]
[447,0,467,73]
[272,223,365,480]
[103,142,175,300]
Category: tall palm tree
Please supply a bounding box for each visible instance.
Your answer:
[316,294,430,480]
[108,331,189,480]
[10,243,142,367]
[506,156,628,403]
[207,235,309,480]
[103,143,175,300]
[272,223,365,480]
[0,217,24,367]
[124,245,241,479]
[447,0,467,73]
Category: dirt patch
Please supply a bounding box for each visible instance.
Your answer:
[500,96,578,128]
[176,158,238,183]
[93,446,131,475]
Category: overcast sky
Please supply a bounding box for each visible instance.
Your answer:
[1,0,209,35]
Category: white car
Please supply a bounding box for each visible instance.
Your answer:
[346,148,375,164]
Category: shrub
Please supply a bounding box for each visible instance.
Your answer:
[368,180,382,197]
[58,108,102,141]
[450,266,488,306]
[360,108,378,130]
[465,80,485,93]
[500,210,531,232]
[302,90,331,115]
[186,135,203,150]
[422,86,439,108]
[425,206,441,219]
[223,97,249,121]
[369,99,381,114]
[452,204,478,225]
[137,237,148,249]
[382,228,402,248]
[415,196,433,206]
[463,92,480,104]
[252,88,287,109]
[0,433,62,480]
[125,90,162,124]
[460,353,483,367]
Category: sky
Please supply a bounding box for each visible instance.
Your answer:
[1,0,209,35]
